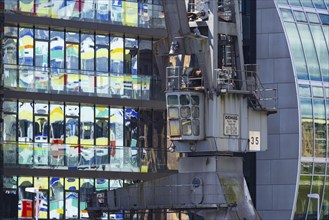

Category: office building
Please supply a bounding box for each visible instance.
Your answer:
[1,1,169,219]
[1,0,328,219]
[256,0,328,219]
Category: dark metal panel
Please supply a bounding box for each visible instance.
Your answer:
[2,90,166,109]
[3,167,176,181]
[4,13,167,39]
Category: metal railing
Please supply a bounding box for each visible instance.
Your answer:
[2,141,168,173]
[166,66,204,91]
[216,65,277,111]
[3,64,165,101]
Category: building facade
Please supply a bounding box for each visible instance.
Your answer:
[1,1,169,219]
[256,0,328,219]
[1,0,328,219]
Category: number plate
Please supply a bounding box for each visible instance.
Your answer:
[249,131,260,151]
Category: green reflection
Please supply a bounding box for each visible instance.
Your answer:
[294,175,311,219]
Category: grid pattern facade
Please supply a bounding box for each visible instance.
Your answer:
[276,0,329,219]
[1,1,168,219]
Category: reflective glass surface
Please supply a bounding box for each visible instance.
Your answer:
[4,0,166,29]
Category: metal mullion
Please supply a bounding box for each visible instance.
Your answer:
[123,34,126,74]
[78,103,81,147]
[64,29,67,70]
[93,104,96,146]
[32,26,35,67]
[108,104,111,165]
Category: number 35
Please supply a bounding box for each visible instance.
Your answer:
[250,137,259,145]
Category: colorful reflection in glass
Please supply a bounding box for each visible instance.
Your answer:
[50,177,64,219]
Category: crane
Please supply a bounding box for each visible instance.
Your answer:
[87,0,277,219]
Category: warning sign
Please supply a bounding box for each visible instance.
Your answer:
[224,114,239,136]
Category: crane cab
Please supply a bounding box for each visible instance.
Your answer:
[166,91,204,141]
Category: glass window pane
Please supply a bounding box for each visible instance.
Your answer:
[294,11,307,22]
[181,119,192,136]
[3,100,17,113]
[319,14,329,25]
[180,106,191,118]
[125,38,138,74]
[312,0,326,9]
[301,98,313,118]
[294,175,311,219]
[110,108,124,168]
[300,162,312,174]
[192,119,200,136]
[139,40,152,76]
[280,9,294,22]
[307,13,319,23]
[3,143,17,164]
[35,41,49,67]
[124,108,138,147]
[3,114,17,142]
[4,26,18,37]
[66,118,79,144]
[18,102,33,142]
[20,0,34,13]
[110,74,124,97]
[111,0,123,24]
[35,29,49,40]
[289,0,301,6]
[66,32,79,43]
[297,24,321,81]
[191,95,200,105]
[50,31,64,69]
[3,38,17,64]
[95,119,108,145]
[80,106,94,145]
[110,36,124,73]
[313,163,325,174]
[81,0,95,20]
[313,99,325,119]
[284,22,308,80]
[308,176,325,219]
[169,119,180,136]
[310,25,329,82]
[80,179,94,218]
[81,34,95,71]
[96,35,109,45]
[167,95,178,105]
[312,86,324,97]
[322,177,329,219]
[4,0,17,11]
[96,72,110,95]
[96,45,109,72]
[18,177,33,218]
[65,191,78,219]
[19,28,34,66]
[299,84,311,97]
[50,103,64,143]
[49,177,64,219]
[192,106,200,118]
[96,179,108,191]
[168,107,179,118]
[4,176,17,189]
[300,0,314,7]
[66,44,79,70]
[35,0,51,17]
[180,95,190,105]
[123,1,138,26]
[96,0,110,21]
